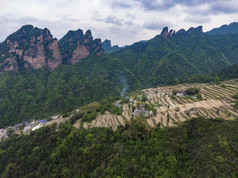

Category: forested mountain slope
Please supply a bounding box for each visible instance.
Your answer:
[0,55,141,127]
[206,22,238,35]
[112,27,238,87]
[0,117,237,177]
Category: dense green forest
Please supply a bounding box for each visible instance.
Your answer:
[181,63,238,83]
[0,55,141,127]
[112,32,238,87]
[206,22,238,35]
[0,117,237,177]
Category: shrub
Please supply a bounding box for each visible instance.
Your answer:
[185,87,201,95]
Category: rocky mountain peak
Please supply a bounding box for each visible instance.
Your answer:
[160,26,203,39]
[102,39,112,50]
[187,26,203,34]
[168,30,174,38]
[0,25,104,72]
[161,27,169,39]
[84,30,92,38]
[160,27,175,39]
[60,29,84,44]
[0,25,61,72]
[176,26,203,36]
[58,29,103,64]
[102,39,120,53]
[83,30,93,43]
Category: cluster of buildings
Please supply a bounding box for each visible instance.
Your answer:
[22,119,48,134]
[0,115,61,142]
[0,129,8,141]
[123,95,154,117]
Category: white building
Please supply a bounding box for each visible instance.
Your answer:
[146,94,151,101]
[52,115,60,120]
[31,123,43,131]
[176,92,186,97]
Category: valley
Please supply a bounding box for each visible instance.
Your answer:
[2,79,238,142]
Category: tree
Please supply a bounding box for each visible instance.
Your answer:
[185,87,200,95]
[214,76,220,84]
[142,94,147,102]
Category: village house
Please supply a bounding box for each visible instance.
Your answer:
[138,95,142,100]
[129,98,133,103]
[138,103,143,108]
[113,103,122,107]
[52,115,60,120]
[133,108,150,117]
[0,129,8,141]
[187,108,195,114]
[37,120,47,124]
[22,121,28,125]
[176,91,186,97]
[23,123,35,134]
[31,123,44,131]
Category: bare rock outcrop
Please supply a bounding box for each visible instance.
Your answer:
[59,29,104,64]
[0,25,62,72]
[160,26,203,39]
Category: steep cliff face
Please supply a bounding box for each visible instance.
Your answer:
[0,25,62,72]
[0,25,104,72]
[58,29,104,64]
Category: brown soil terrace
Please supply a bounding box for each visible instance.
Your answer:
[80,79,238,130]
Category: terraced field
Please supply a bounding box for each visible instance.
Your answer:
[80,79,238,130]
[82,111,127,130]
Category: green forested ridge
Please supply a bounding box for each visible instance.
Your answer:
[206,22,238,35]
[181,63,238,83]
[112,32,238,87]
[0,55,141,127]
[0,117,238,177]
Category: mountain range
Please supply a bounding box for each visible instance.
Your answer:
[0,23,238,127]
[1,22,238,177]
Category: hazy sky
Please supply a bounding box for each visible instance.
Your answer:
[0,0,238,46]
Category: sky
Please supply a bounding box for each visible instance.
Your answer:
[0,0,238,46]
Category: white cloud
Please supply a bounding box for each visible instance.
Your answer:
[0,0,238,46]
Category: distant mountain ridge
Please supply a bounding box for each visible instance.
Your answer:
[160,26,203,39]
[206,22,238,35]
[0,25,104,72]
[111,25,238,87]
[102,39,120,53]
